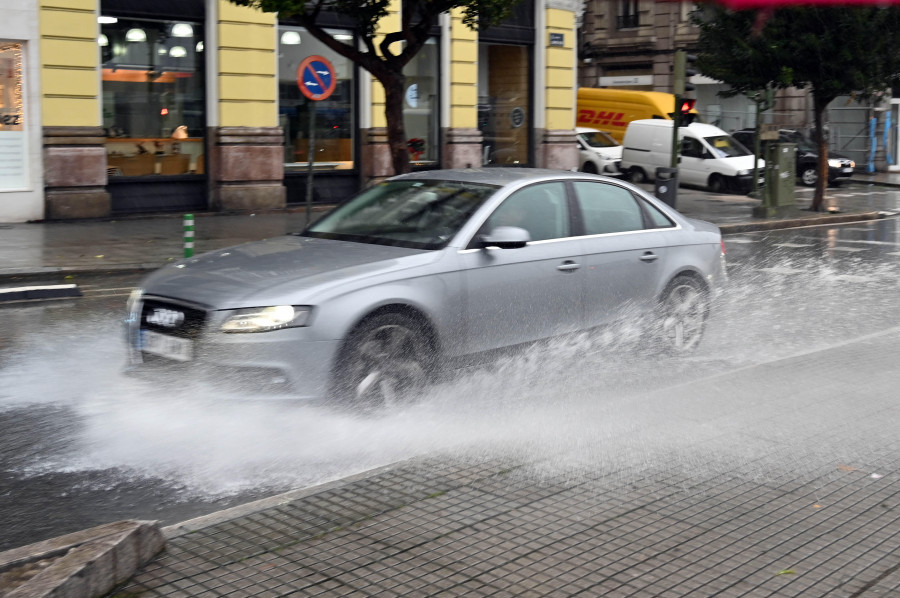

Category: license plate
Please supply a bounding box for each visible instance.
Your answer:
[141,329,193,362]
[842,167,853,173]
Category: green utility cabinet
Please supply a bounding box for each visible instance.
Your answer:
[754,142,796,217]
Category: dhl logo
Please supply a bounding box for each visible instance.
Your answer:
[577,110,628,128]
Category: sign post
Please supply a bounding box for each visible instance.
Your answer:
[297,55,337,224]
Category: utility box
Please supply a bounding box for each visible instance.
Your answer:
[754,142,796,217]
[654,167,678,208]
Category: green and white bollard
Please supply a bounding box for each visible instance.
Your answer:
[184,213,194,258]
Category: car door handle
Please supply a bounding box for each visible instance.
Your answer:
[639,252,659,263]
[557,260,581,272]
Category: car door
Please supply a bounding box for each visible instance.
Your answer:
[678,134,712,187]
[460,181,584,354]
[571,180,668,327]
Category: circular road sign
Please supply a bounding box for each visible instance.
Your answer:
[297,55,337,101]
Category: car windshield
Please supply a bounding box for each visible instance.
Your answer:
[579,130,619,148]
[705,135,751,158]
[779,131,818,152]
[303,179,498,249]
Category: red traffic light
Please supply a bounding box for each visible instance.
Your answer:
[679,98,696,113]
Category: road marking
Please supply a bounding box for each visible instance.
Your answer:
[773,243,814,248]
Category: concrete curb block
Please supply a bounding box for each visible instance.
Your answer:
[719,210,886,234]
[0,284,82,303]
[0,520,164,598]
[163,460,409,539]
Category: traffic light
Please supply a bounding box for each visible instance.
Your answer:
[673,50,698,95]
[678,98,697,125]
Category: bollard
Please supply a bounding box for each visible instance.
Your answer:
[184,213,194,258]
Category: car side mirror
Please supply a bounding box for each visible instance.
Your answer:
[478,226,530,249]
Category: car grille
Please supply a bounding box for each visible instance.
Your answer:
[140,297,207,340]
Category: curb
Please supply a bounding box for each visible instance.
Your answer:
[719,210,887,234]
[0,284,82,303]
[0,520,164,598]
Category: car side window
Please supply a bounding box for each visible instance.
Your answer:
[681,137,704,158]
[487,182,570,242]
[572,181,646,235]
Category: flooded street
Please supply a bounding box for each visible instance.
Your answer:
[1,218,899,552]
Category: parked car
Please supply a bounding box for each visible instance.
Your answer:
[731,128,856,187]
[577,127,623,175]
[125,168,727,408]
[621,120,764,194]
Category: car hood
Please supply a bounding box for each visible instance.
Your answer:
[140,235,433,308]
[590,145,623,160]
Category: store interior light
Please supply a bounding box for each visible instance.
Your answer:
[196,41,204,52]
[98,34,109,46]
[169,46,187,58]
[280,31,301,45]
[158,47,167,55]
[172,23,193,38]
[125,28,147,42]
[98,16,118,24]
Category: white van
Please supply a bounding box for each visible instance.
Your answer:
[621,120,764,194]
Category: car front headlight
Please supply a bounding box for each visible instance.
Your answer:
[828,159,842,168]
[220,305,311,333]
[737,169,749,176]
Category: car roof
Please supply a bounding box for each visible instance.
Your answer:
[389,167,596,186]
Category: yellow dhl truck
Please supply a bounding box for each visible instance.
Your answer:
[576,88,697,143]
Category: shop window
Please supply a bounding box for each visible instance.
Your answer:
[478,44,530,166]
[101,17,205,177]
[0,42,27,191]
[403,39,439,167]
[278,26,355,170]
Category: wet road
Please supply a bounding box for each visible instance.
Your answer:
[1,215,899,552]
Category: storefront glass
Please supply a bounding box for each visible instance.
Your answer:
[279,26,355,171]
[100,17,205,176]
[403,39,438,167]
[0,42,27,191]
[478,44,530,166]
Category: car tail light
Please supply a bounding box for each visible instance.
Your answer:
[720,239,727,255]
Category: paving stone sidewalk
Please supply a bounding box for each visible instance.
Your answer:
[109,329,900,598]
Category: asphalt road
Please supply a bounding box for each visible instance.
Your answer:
[1,217,899,553]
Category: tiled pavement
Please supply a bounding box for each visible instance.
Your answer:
[109,327,900,598]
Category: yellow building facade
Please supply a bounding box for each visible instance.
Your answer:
[1,0,577,221]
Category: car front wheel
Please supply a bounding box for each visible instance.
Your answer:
[653,276,709,354]
[800,166,817,186]
[708,174,726,193]
[628,167,647,184]
[332,313,432,409]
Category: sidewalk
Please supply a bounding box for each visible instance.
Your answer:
[1,174,898,284]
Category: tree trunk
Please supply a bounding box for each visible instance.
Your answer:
[810,94,830,212]
[381,71,410,175]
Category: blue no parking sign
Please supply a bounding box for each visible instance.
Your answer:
[297,55,336,101]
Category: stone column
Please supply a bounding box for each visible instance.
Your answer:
[210,127,286,211]
[362,128,393,181]
[442,128,483,169]
[540,129,579,171]
[43,127,111,220]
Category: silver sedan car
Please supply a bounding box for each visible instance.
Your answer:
[125,168,726,406]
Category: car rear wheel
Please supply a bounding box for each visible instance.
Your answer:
[332,313,432,409]
[653,276,709,354]
[800,166,817,186]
